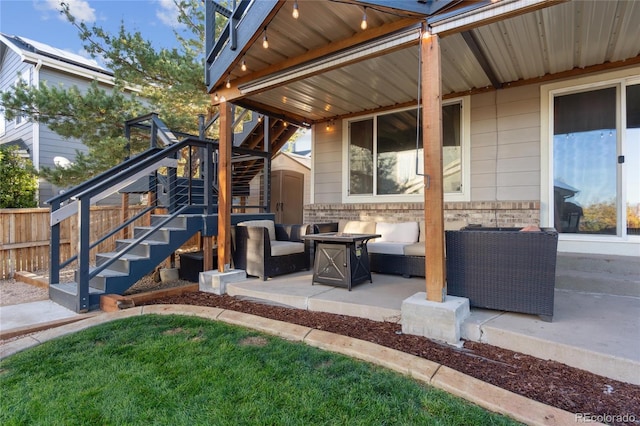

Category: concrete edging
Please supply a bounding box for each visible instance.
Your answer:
[0,304,581,425]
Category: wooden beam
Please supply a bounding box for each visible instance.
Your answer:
[211,18,421,103]
[217,101,233,272]
[121,193,129,240]
[422,32,446,303]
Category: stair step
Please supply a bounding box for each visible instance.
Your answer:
[51,281,103,295]
[556,270,640,297]
[133,226,186,242]
[556,253,639,277]
[89,266,129,278]
[50,281,104,312]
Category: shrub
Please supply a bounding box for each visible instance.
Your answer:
[0,145,38,208]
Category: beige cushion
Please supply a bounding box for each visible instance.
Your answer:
[237,220,276,241]
[376,222,419,243]
[367,242,407,255]
[338,220,376,234]
[403,242,425,256]
[445,220,466,231]
[270,241,304,256]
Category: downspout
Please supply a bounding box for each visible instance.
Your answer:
[33,59,43,204]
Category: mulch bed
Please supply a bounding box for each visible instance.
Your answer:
[140,291,640,426]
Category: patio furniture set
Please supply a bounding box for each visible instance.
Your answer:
[181,219,559,321]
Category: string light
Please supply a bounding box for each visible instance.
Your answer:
[326,120,334,131]
[241,58,247,72]
[262,28,269,49]
[422,26,432,40]
[360,7,367,30]
[226,76,231,89]
[214,93,219,101]
[292,0,299,19]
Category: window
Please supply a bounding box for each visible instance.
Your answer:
[345,98,468,202]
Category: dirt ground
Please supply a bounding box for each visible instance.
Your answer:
[2,276,639,425]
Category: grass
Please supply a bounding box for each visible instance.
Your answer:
[0,315,521,425]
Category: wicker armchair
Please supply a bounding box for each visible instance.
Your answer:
[445,227,558,321]
[231,220,311,280]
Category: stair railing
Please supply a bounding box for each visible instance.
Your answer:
[48,110,277,310]
[48,135,213,311]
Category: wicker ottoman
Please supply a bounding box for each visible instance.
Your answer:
[179,249,218,282]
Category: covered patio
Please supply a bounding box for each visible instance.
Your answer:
[201,0,639,385]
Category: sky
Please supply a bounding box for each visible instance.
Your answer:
[1,0,185,67]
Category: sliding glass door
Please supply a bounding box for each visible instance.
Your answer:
[552,82,639,237]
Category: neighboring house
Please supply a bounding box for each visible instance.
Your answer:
[204,0,639,260]
[0,33,115,204]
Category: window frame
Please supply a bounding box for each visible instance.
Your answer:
[341,96,470,203]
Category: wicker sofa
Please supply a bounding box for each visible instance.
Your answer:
[313,220,426,278]
[445,227,559,321]
[231,220,311,280]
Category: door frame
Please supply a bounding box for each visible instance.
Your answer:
[540,66,640,256]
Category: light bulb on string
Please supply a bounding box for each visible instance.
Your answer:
[292,0,299,19]
[241,58,247,72]
[262,28,269,49]
[361,7,368,30]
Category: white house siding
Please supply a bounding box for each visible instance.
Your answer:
[311,121,342,204]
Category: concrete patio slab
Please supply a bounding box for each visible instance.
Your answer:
[226,270,335,309]
[0,300,80,332]
[463,289,640,385]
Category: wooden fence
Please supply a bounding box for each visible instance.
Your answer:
[0,207,201,280]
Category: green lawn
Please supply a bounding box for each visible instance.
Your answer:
[0,315,520,425]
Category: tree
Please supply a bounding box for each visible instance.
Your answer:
[0,145,38,208]
[0,0,216,187]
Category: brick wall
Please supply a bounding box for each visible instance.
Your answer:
[304,201,540,229]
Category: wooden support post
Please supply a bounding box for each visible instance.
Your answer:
[217,100,233,272]
[422,31,446,303]
[203,235,215,271]
[121,193,129,239]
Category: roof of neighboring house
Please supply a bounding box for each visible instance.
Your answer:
[1,139,31,158]
[0,33,114,83]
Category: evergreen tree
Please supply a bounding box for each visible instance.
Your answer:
[0,0,215,187]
